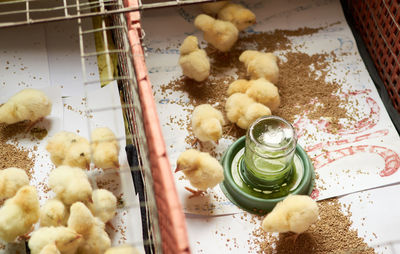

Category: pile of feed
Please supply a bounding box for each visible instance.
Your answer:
[250,199,375,254]
[0,123,35,179]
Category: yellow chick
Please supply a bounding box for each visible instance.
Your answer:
[225,93,271,129]
[0,167,29,200]
[78,218,111,254]
[91,127,120,169]
[28,227,82,254]
[201,1,229,15]
[194,14,239,52]
[218,3,256,31]
[46,132,78,165]
[49,166,93,206]
[239,51,279,83]
[46,131,91,170]
[0,185,40,242]
[192,104,225,143]
[68,202,95,236]
[176,149,224,191]
[227,79,280,112]
[226,79,251,94]
[179,36,210,82]
[39,243,61,254]
[63,141,91,169]
[68,202,111,254]
[0,88,52,126]
[40,199,69,227]
[105,245,141,254]
[88,189,117,223]
[262,195,319,234]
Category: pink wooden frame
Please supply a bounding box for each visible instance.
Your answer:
[123,1,191,253]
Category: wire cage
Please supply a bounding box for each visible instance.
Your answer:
[0,0,217,28]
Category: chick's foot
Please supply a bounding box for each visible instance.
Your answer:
[25,117,43,132]
[184,187,206,199]
[191,138,199,147]
[18,226,35,241]
[284,232,300,244]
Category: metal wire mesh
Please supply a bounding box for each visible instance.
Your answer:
[0,0,218,28]
[77,0,163,252]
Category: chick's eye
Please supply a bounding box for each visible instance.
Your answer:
[80,153,85,156]
[67,239,76,244]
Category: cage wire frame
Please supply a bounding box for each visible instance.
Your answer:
[0,0,220,28]
[76,0,163,253]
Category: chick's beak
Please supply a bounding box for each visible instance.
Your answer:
[174,166,181,173]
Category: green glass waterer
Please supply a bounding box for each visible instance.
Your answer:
[220,116,315,214]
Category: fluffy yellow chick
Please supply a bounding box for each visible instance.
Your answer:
[0,167,29,200]
[192,104,225,142]
[239,50,279,83]
[105,245,141,254]
[91,127,120,169]
[68,202,95,236]
[179,36,210,82]
[176,149,224,191]
[201,1,229,15]
[63,141,91,169]
[194,14,239,52]
[28,227,82,254]
[262,195,319,234]
[0,185,40,242]
[68,202,111,254]
[46,132,77,165]
[46,131,91,170]
[49,166,93,206]
[218,3,256,31]
[227,79,280,111]
[0,88,52,126]
[78,218,111,254]
[225,93,271,129]
[39,243,61,254]
[226,79,251,94]
[88,189,117,223]
[245,79,280,111]
[40,199,68,227]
